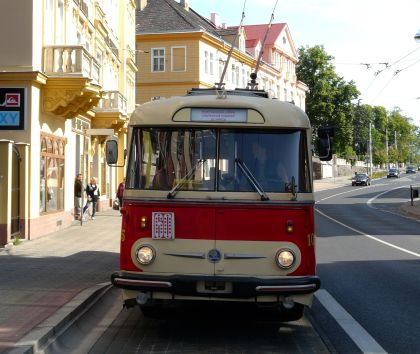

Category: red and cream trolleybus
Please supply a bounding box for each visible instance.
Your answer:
[107,87,333,321]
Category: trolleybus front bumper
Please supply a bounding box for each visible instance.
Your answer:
[111,272,320,298]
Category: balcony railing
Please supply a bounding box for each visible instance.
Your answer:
[95,91,128,116]
[43,45,101,85]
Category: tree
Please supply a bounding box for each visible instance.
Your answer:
[353,103,372,159]
[296,45,359,156]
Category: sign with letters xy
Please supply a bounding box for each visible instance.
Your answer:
[0,88,25,130]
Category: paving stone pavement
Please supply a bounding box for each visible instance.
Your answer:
[0,209,121,353]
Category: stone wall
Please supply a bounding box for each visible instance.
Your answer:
[313,155,369,180]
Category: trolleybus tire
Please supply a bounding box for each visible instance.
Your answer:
[278,303,304,322]
[139,304,163,318]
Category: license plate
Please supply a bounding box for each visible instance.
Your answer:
[197,281,233,293]
[205,281,226,291]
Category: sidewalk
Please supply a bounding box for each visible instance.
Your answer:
[313,175,352,192]
[0,209,121,353]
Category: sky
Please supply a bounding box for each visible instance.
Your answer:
[188,0,420,127]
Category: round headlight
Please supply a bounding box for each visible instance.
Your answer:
[136,245,156,265]
[276,249,295,269]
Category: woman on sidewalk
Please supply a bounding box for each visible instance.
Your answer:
[83,177,100,220]
[116,178,125,213]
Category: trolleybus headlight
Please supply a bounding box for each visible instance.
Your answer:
[136,245,156,265]
[275,249,295,269]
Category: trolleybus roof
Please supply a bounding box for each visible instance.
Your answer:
[130,90,310,129]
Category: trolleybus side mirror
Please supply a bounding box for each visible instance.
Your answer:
[106,140,118,165]
[317,126,335,161]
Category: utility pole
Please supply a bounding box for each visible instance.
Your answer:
[369,123,373,176]
[385,127,389,170]
[395,130,398,169]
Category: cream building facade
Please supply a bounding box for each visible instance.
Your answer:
[0,0,137,246]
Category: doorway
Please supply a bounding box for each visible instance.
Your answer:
[11,145,21,237]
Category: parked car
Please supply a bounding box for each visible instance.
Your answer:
[387,168,400,178]
[406,166,416,174]
[352,173,371,186]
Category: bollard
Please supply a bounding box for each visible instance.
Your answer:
[411,185,419,206]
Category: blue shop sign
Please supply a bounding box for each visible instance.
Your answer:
[0,88,25,130]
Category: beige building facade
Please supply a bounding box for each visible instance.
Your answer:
[0,0,137,246]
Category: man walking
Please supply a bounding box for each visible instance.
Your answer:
[83,177,100,220]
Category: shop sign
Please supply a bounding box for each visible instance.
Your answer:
[0,88,25,130]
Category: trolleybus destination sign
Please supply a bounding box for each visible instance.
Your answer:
[0,88,25,130]
[191,108,247,122]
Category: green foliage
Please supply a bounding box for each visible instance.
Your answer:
[296,45,420,164]
[371,171,388,179]
[296,45,359,156]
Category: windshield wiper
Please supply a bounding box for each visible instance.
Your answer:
[290,176,297,200]
[167,159,206,199]
[235,158,269,201]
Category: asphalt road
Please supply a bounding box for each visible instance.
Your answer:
[313,172,420,354]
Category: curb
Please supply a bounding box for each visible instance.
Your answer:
[399,203,420,221]
[7,282,113,354]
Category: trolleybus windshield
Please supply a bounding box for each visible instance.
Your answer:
[127,127,311,193]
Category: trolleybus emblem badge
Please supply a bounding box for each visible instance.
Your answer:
[207,249,222,263]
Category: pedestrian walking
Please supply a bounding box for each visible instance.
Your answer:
[83,177,100,220]
[116,178,125,213]
[74,173,83,220]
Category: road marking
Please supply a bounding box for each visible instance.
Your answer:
[366,185,409,206]
[315,290,387,354]
[366,185,420,222]
[315,209,420,258]
[316,189,359,203]
[316,181,385,203]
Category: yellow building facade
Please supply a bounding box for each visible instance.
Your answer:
[135,0,307,109]
[0,0,137,246]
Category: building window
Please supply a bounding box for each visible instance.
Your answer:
[284,88,288,101]
[242,68,246,88]
[45,0,54,44]
[204,51,209,74]
[235,66,239,86]
[219,58,224,79]
[210,53,214,75]
[40,133,66,214]
[171,46,186,72]
[231,64,235,84]
[151,48,165,72]
[57,0,64,43]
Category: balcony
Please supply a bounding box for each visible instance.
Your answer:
[96,91,127,116]
[43,45,100,85]
[93,91,128,131]
[42,45,102,119]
